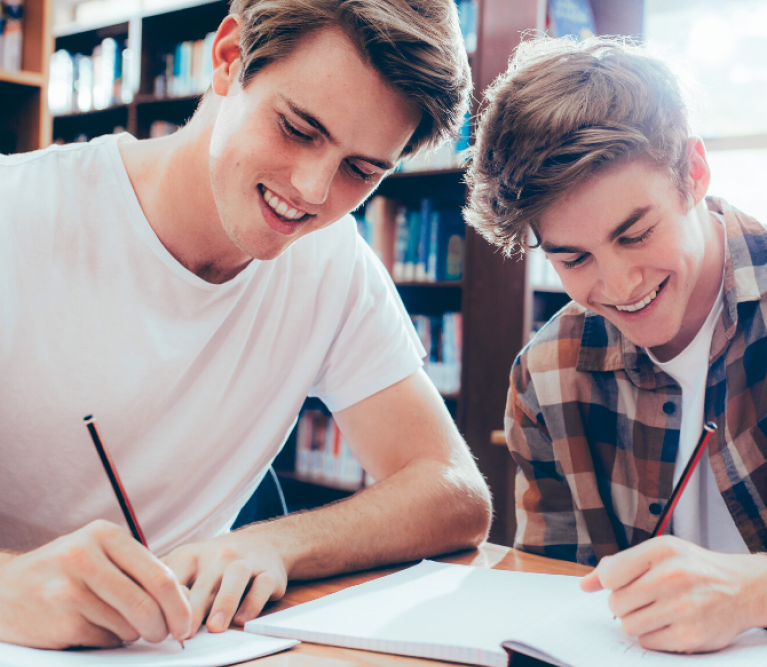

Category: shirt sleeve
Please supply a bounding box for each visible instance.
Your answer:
[508,349,597,566]
[309,234,426,413]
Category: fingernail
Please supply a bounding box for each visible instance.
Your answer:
[210,612,225,631]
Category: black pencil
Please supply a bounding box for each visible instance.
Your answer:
[651,421,718,538]
[84,415,185,649]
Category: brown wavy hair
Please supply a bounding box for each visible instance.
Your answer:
[464,35,691,256]
[228,0,471,156]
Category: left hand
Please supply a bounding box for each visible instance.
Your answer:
[163,529,288,636]
[580,535,767,653]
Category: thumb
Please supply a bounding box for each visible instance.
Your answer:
[580,569,604,592]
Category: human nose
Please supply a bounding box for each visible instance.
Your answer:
[291,149,337,206]
[597,254,643,304]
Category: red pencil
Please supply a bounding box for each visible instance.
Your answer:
[651,421,718,538]
[84,415,184,649]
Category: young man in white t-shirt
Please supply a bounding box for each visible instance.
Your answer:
[0,0,492,650]
[466,37,767,653]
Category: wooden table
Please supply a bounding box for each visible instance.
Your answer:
[236,544,592,667]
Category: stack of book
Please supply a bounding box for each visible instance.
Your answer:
[153,32,216,98]
[412,312,462,395]
[294,410,364,490]
[0,0,24,72]
[48,39,135,114]
[355,197,465,283]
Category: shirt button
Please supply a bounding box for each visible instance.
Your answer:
[662,402,676,414]
[649,503,663,515]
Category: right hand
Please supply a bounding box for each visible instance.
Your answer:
[0,520,192,649]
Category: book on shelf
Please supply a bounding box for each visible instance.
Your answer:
[154,32,216,98]
[49,38,136,115]
[357,197,464,284]
[455,0,478,54]
[546,0,596,39]
[397,108,471,173]
[294,410,364,489]
[0,0,24,72]
[412,312,462,395]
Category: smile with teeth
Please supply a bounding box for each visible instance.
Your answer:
[615,287,659,313]
[262,186,307,221]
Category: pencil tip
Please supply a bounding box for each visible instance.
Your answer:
[84,415,93,421]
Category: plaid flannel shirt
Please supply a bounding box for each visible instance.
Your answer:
[507,198,767,566]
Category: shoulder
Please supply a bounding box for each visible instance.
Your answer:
[515,300,587,378]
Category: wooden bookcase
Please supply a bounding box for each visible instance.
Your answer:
[46,0,644,544]
[0,0,52,154]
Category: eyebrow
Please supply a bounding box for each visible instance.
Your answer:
[281,95,396,171]
[540,205,653,254]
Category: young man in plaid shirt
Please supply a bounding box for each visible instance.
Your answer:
[466,36,767,653]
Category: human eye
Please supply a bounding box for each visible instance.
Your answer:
[621,226,655,245]
[279,115,312,142]
[346,160,377,183]
[560,254,588,269]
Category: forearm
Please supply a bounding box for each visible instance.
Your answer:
[240,456,491,581]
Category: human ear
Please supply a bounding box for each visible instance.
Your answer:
[685,137,711,205]
[211,15,243,97]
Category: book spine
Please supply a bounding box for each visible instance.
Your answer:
[403,208,420,281]
[1,0,23,72]
[393,206,409,281]
[416,198,432,281]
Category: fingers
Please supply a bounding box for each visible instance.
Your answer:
[65,622,125,650]
[579,570,603,592]
[206,561,252,632]
[234,571,285,625]
[188,572,219,636]
[78,594,141,645]
[100,531,192,642]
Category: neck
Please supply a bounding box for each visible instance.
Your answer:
[118,104,252,284]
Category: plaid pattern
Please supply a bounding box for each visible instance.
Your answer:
[507,198,767,566]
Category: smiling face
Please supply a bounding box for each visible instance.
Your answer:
[207,23,420,261]
[537,148,723,361]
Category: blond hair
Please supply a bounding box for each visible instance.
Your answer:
[228,0,471,155]
[464,35,690,255]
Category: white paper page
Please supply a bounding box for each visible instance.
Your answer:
[0,628,298,667]
[248,560,580,667]
[246,560,767,667]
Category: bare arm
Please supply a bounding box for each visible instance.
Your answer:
[165,369,492,632]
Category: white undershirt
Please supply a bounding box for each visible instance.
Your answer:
[647,213,748,553]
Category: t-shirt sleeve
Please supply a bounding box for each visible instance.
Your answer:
[308,235,425,413]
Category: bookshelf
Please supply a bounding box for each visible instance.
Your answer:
[44,0,645,544]
[0,0,52,154]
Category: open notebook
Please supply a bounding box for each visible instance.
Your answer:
[0,628,297,667]
[245,560,767,667]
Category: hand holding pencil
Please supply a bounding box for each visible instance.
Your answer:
[0,420,192,650]
[579,420,767,653]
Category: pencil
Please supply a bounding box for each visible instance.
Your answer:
[84,415,185,649]
[650,421,718,538]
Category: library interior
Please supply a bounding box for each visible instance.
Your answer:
[2,0,767,665]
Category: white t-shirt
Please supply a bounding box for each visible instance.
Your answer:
[0,134,425,556]
[647,214,748,553]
